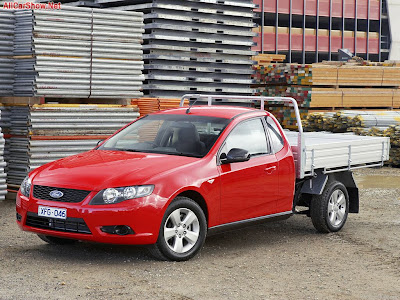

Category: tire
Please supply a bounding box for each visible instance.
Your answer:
[37,234,77,245]
[149,197,207,261]
[310,180,349,233]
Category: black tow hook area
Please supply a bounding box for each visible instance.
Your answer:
[101,225,134,236]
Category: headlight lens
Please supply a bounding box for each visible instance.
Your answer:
[123,186,136,199]
[103,188,119,204]
[20,176,32,197]
[90,185,154,205]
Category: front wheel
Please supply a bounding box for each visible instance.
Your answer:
[310,181,349,233]
[150,197,207,261]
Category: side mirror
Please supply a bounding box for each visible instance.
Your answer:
[220,148,250,165]
[96,140,104,147]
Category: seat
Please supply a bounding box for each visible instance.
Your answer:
[172,123,205,155]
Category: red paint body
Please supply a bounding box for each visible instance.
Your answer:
[16,106,296,245]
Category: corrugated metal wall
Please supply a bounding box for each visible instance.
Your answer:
[253,0,391,63]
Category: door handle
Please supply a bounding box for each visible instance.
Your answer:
[264,166,277,174]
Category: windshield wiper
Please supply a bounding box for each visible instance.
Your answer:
[100,148,203,158]
[167,152,203,158]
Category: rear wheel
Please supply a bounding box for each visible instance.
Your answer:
[310,181,349,233]
[150,197,207,261]
[37,234,77,245]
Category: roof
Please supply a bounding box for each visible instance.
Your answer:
[152,105,265,119]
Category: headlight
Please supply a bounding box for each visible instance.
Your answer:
[90,185,154,205]
[20,176,32,197]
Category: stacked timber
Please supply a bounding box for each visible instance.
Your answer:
[252,54,286,66]
[303,111,400,132]
[0,7,145,98]
[6,104,140,187]
[253,61,400,128]
[384,126,400,166]
[255,60,400,87]
[131,98,159,116]
[131,98,188,116]
[352,126,400,166]
[303,110,400,166]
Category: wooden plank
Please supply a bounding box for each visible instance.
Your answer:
[393,90,400,108]
[311,65,338,86]
[0,97,44,105]
[336,66,384,86]
[342,88,394,107]
[309,88,343,108]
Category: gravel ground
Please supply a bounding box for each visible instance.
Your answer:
[0,167,399,300]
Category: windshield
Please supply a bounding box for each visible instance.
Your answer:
[98,114,230,158]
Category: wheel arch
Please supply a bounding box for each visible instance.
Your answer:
[175,190,209,224]
[300,170,359,213]
[329,171,359,214]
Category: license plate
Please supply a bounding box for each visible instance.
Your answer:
[38,206,67,220]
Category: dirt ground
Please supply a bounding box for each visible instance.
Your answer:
[0,167,399,300]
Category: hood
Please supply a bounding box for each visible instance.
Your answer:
[32,150,200,191]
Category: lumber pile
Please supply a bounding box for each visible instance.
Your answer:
[253,60,400,128]
[252,54,286,66]
[254,59,400,87]
[303,110,400,166]
[303,110,400,132]
[259,86,399,109]
[384,126,400,165]
[131,98,188,116]
[354,125,400,166]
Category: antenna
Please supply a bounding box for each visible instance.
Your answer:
[185,98,201,114]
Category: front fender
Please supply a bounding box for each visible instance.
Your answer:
[158,176,221,228]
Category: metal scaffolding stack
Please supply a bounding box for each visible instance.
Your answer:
[0,106,11,200]
[0,9,15,97]
[8,6,144,98]
[95,0,257,98]
[7,104,140,187]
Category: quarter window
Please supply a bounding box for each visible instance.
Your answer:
[265,117,284,154]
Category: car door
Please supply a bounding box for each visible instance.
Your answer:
[217,118,280,225]
[265,116,296,213]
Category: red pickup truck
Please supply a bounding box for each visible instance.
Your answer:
[16,95,390,261]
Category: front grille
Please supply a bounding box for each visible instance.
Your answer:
[25,212,91,234]
[33,185,91,203]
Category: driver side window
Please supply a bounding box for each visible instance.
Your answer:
[221,118,269,157]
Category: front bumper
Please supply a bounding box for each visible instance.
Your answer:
[16,191,165,245]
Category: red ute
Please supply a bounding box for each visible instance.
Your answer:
[16,106,295,261]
